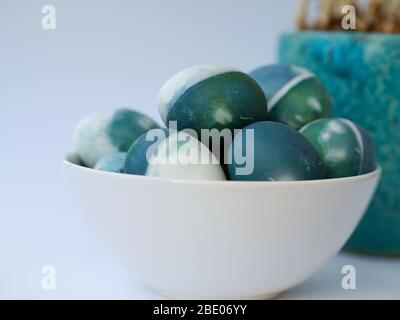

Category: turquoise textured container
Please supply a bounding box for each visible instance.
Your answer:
[279,32,400,255]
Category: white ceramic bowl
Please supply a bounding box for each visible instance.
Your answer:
[64,154,380,299]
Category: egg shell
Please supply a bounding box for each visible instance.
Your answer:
[300,118,376,178]
[228,121,326,181]
[74,108,159,168]
[158,65,268,135]
[94,152,126,173]
[125,128,171,175]
[250,64,332,130]
[125,129,226,181]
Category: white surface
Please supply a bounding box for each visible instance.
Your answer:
[64,159,379,299]
[282,253,400,300]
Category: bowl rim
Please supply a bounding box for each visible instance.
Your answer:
[64,152,381,187]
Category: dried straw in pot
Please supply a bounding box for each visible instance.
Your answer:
[298,0,400,33]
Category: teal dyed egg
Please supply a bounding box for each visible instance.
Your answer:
[300,118,376,178]
[250,64,332,130]
[125,129,226,181]
[158,65,268,135]
[228,121,325,181]
[74,108,159,167]
[94,152,126,173]
[125,128,170,176]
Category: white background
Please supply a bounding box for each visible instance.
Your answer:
[0,0,399,299]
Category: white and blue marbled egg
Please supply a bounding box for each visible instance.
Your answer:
[300,118,376,178]
[74,108,159,168]
[158,65,268,135]
[250,64,332,130]
[94,152,126,173]
[124,128,226,181]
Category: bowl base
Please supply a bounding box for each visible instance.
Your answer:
[152,288,283,300]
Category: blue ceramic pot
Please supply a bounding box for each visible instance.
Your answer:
[279,31,400,255]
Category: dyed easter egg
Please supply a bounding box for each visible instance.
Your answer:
[250,64,332,130]
[74,108,159,168]
[125,129,226,181]
[158,65,268,135]
[124,128,171,176]
[300,118,376,178]
[94,152,126,173]
[228,121,325,181]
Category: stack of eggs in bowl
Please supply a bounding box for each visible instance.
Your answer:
[65,64,380,299]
